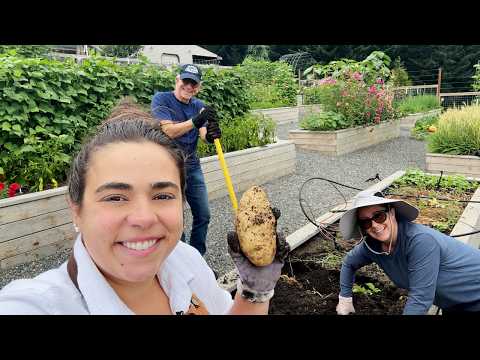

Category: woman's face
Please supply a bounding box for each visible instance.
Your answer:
[357,205,397,243]
[70,141,184,284]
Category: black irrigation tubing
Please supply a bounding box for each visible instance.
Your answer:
[298,176,480,239]
[298,177,363,228]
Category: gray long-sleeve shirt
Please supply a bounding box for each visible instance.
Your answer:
[339,221,480,315]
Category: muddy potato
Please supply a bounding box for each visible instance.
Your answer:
[235,186,276,266]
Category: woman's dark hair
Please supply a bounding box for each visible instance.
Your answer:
[68,98,186,206]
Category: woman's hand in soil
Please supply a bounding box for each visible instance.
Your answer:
[227,207,290,303]
[336,295,356,315]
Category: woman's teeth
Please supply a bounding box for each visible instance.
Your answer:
[122,239,157,251]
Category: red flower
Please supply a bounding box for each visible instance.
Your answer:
[0,183,4,192]
[8,183,21,198]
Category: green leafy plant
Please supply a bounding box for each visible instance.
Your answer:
[410,114,439,140]
[299,110,351,131]
[388,57,412,87]
[197,66,251,122]
[0,45,52,58]
[392,168,479,194]
[0,53,256,193]
[1,133,74,192]
[196,113,276,158]
[237,57,298,109]
[353,282,381,296]
[394,95,441,115]
[304,51,391,85]
[427,105,480,155]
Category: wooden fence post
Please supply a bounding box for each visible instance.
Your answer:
[437,67,442,100]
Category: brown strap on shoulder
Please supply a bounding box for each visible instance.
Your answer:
[67,252,80,292]
[184,294,209,315]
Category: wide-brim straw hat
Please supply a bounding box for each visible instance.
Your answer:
[339,191,419,240]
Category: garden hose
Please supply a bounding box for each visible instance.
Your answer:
[214,138,238,212]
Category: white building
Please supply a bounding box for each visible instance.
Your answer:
[140,45,222,66]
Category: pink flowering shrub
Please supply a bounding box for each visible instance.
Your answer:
[304,71,399,129]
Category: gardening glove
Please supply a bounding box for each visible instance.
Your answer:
[336,295,356,315]
[192,106,215,129]
[227,207,289,303]
[205,118,222,143]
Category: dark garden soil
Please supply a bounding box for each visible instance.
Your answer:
[269,235,408,315]
[270,262,406,315]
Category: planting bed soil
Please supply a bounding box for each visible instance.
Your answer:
[384,172,479,235]
[269,235,408,315]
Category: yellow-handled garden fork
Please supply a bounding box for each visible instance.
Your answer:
[213,138,238,212]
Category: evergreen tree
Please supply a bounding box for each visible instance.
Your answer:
[246,45,270,60]
[201,45,248,65]
[101,45,143,58]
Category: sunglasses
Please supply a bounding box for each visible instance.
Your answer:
[182,78,200,87]
[358,209,389,230]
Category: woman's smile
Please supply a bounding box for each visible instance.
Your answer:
[117,237,163,256]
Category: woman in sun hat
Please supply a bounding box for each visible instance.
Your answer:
[336,191,480,315]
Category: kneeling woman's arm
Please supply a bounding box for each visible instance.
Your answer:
[339,244,374,297]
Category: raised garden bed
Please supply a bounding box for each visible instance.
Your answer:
[426,153,480,179]
[0,140,296,270]
[399,108,442,131]
[288,120,400,156]
[251,105,321,125]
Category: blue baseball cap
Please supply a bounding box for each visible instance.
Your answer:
[179,64,202,84]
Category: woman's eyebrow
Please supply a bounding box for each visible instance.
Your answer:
[95,182,131,193]
[151,181,179,191]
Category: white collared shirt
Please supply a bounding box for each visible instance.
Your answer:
[0,236,233,315]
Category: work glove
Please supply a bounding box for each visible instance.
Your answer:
[227,207,289,303]
[205,119,222,143]
[336,295,356,315]
[192,106,215,129]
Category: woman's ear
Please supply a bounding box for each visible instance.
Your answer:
[67,197,82,232]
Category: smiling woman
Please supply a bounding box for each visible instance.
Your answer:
[336,192,480,315]
[0,99,289,315]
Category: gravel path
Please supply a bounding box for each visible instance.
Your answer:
[0,123,427,289]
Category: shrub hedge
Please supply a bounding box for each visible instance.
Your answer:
[0,54,265,191]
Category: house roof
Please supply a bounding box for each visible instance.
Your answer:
[142,45,221,59]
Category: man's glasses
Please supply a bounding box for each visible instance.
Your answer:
[358,209,389,230]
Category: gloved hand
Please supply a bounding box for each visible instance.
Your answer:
[205,119,222,143]
[192,106,215,129]
[227,207,289,303]
[336,295,356,315]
